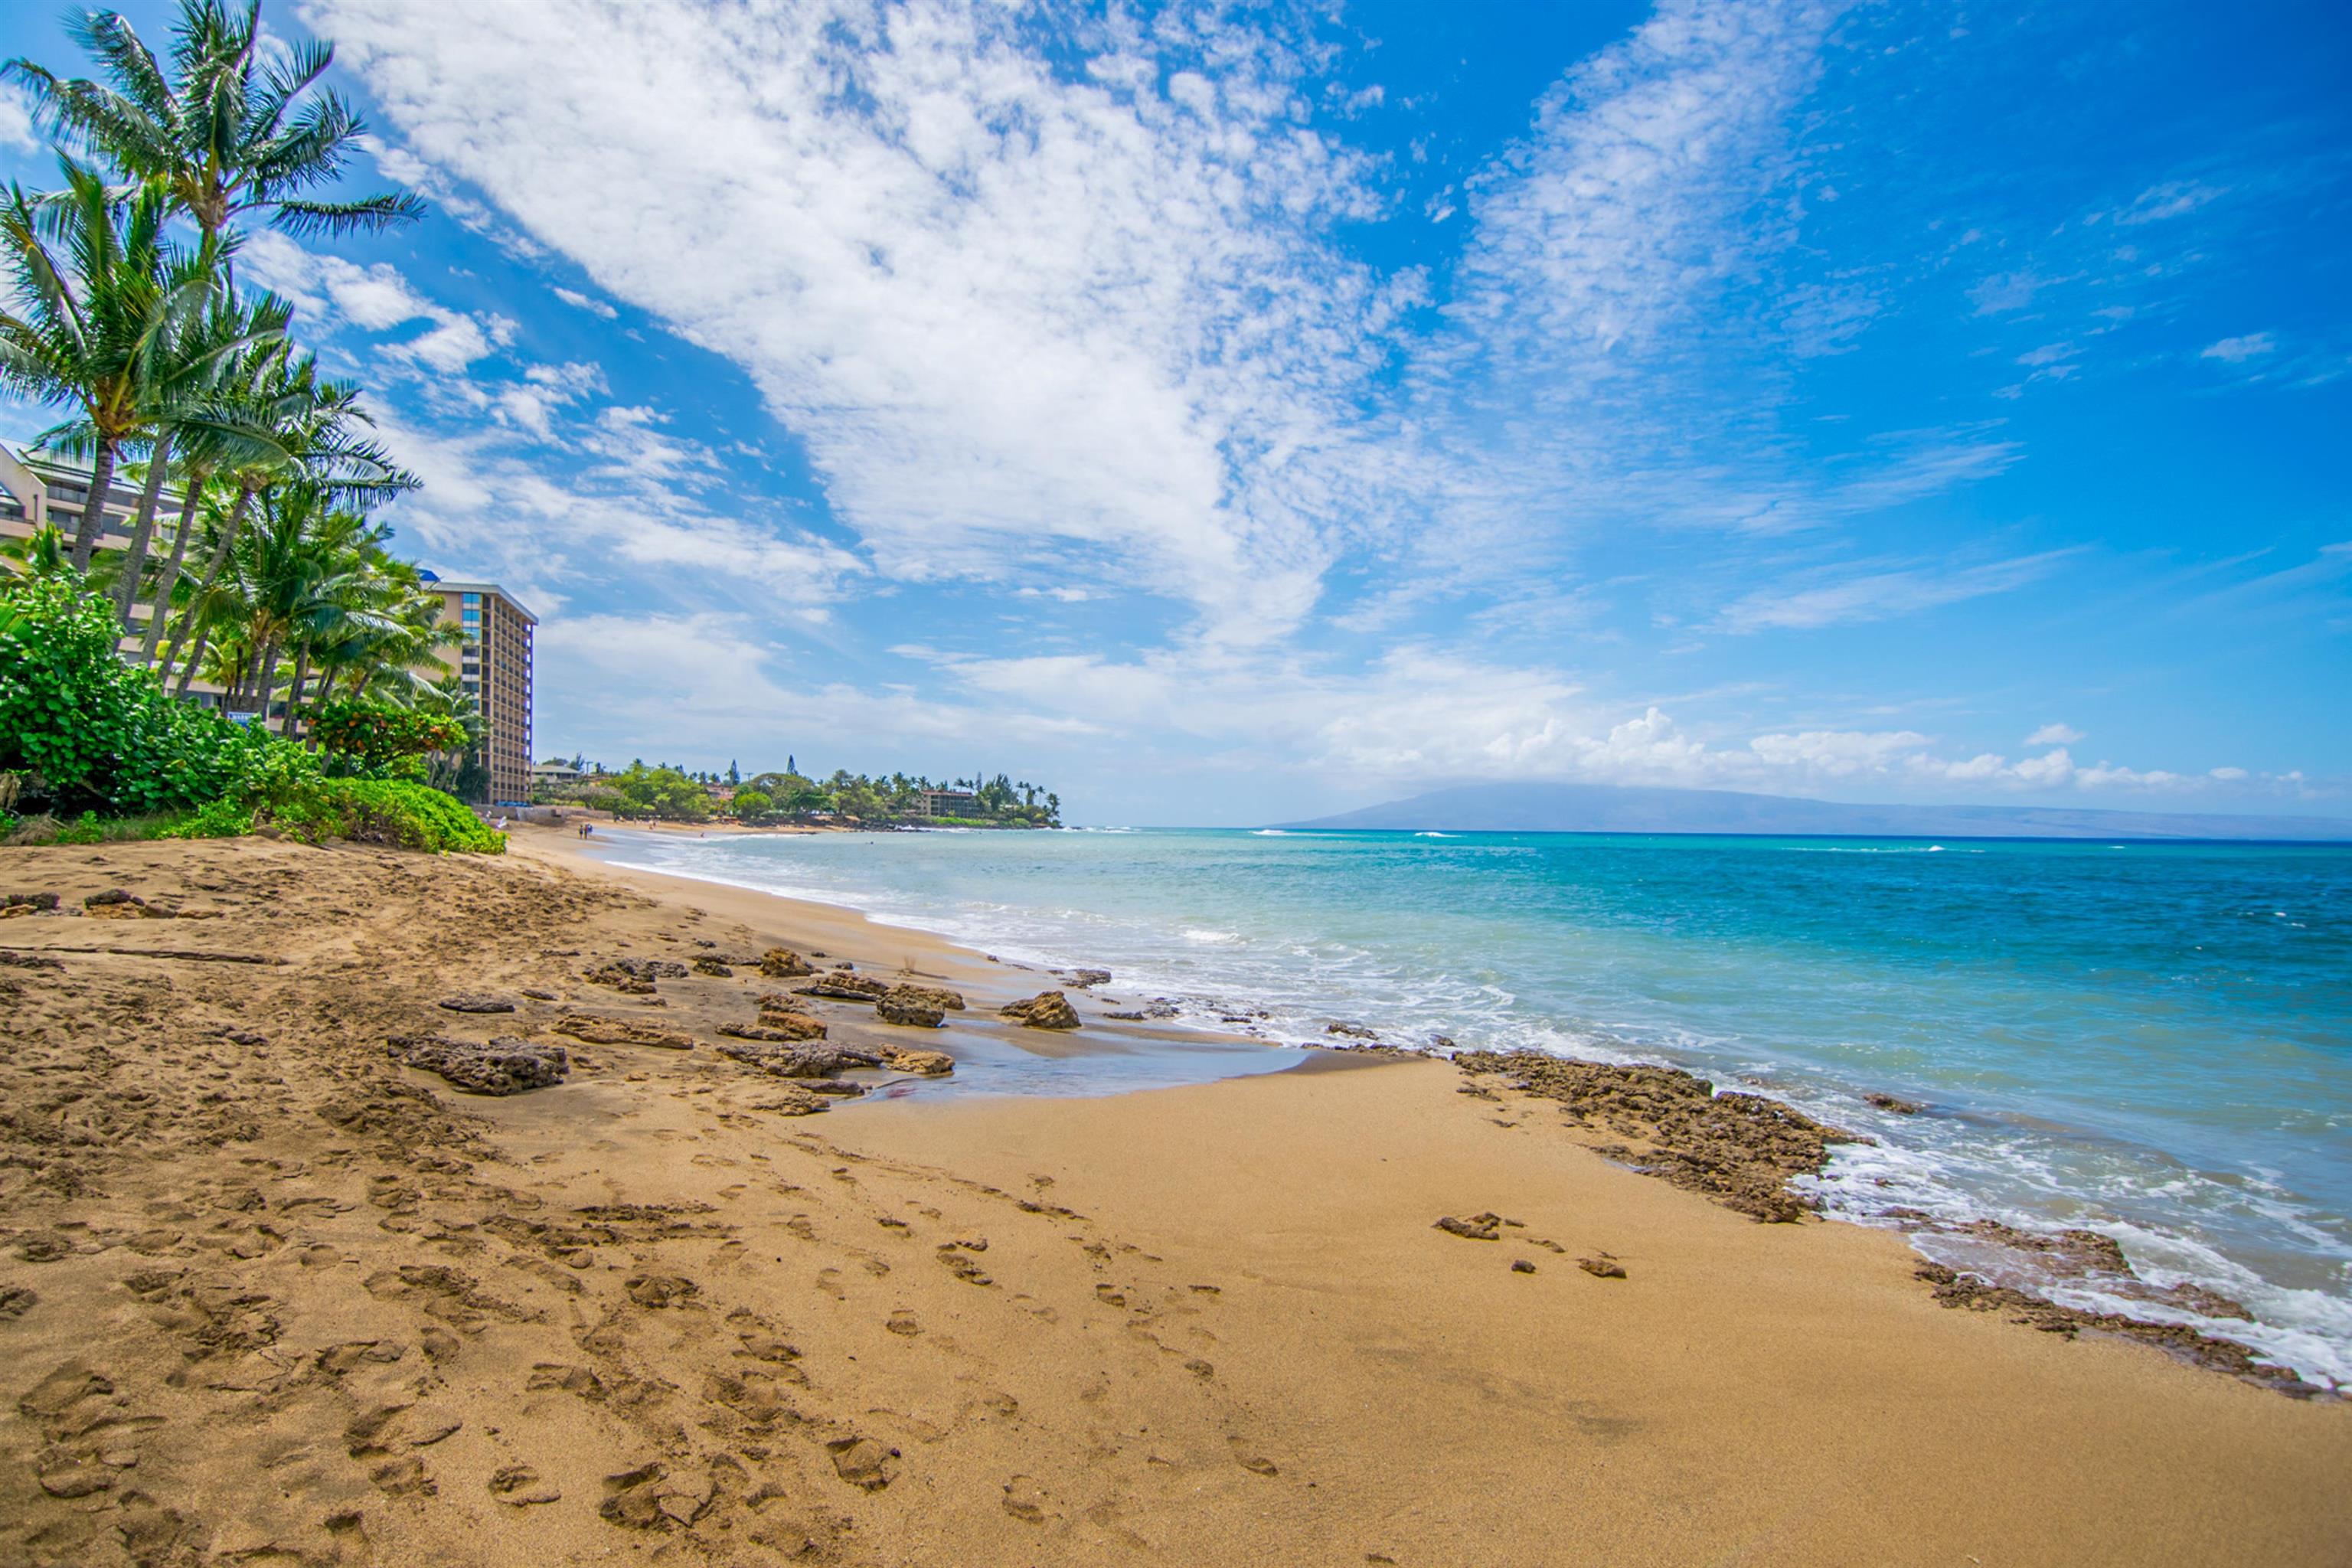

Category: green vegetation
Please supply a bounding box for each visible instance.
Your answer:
[543,761,1062,828]
[0,3,499,856]
[263,777,505,854]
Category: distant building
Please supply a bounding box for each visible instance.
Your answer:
[418,576,536,803]
[918,789,981,818]
[0,445,197,665]
[530,760,582,788]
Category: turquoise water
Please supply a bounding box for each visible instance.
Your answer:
[594,825,2352,1387]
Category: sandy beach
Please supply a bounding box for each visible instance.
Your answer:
[0,828,2344,1567]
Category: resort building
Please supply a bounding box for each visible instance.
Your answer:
[917,788,981,818]
[1,445,212,680]
[418,575,537,804]
[0,444,157,550]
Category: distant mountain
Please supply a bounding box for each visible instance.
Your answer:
[1277,782,2352,841]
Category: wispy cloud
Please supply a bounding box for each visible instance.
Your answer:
[2201,332,2276,363]
[1712,548,2077,632]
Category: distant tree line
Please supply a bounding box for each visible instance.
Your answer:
[538,760,1060,828]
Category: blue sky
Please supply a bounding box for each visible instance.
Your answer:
[3,0,2347,825]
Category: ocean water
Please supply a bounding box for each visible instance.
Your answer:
[592,825,2352,1388]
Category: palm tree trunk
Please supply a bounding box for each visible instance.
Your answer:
[112,435,172,632]
[137,466,204,667]
[67,440,120,572]
[254,642,282,730]
[170,624,211,699]
[281,649,309,740]
[161,483,253,688]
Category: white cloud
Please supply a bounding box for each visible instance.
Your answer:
[369,411,864,611]
[897,643,2266,800]
[307,0,1401,642]
[0,84,39,152]
[240,230,511,369]
[2117,180,2226,225]
[551,286,619,319]
[2201,332,2276,364]
[1713,549,2075,633]
[2026,722,2082,746]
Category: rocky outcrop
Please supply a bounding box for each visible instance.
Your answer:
[758,949,814,978]
[84,889,168,920]
[583,957,688,994]
[437,994,516,1014]
[691,956,733,977]
[389,1035,569,1095]
[1454,1049,1856,1223]
[1864,1091,1924,1114]
[879,1047,953,1076]
[554,1013,696,1050]
[721,1013,828,1042]
[795,969,891,1002]
[875,986,946,1028]
[1000,991,1080,1031]
[1434,1214,1504,1241]
[1067,969,1112,988]
[715,1041,880,1078]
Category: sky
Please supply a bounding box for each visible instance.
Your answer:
[2,0,2347,825]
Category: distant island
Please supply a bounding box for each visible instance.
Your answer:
[1279,781,2352,842]
[534,760,1060,829]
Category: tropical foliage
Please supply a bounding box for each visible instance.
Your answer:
[546,762,1062,828]
[0,2,497,852]
[309,697,466,771]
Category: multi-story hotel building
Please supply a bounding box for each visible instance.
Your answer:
[419,575,537,804]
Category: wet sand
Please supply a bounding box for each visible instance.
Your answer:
[0,829,2344,1566]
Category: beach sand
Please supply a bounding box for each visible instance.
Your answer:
[0,829,2344,1566]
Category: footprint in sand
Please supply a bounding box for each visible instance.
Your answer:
[624,1273,698,1308]
[1001,1474,1049,1523]
[826,1436,897,1491]
[488,1464,560,1506]
[885,1311,923,1337]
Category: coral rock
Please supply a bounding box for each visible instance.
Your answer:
[1001,991,1080,1031]
[389,1035,569,1095]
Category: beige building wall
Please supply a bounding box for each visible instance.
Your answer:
[421,580,536,803]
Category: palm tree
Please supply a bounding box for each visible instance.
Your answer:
[160,347,415,694]
[109,287,289,631]
[5,0,423,247]
[132,317,299,665]
[0,157,216,570]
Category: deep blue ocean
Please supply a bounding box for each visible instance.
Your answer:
[593,825,2352,1387]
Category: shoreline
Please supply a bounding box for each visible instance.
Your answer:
[533,823,2347,1395]
[0,834,2345,1564]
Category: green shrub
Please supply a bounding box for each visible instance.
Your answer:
[0,577,294,814]
[731,789,773,819]
[5,808,187,845]
[309,698,466,770]
[159,797,256,840]
[263,777,505,854]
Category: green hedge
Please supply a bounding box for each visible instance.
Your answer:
[263,777,505,854]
